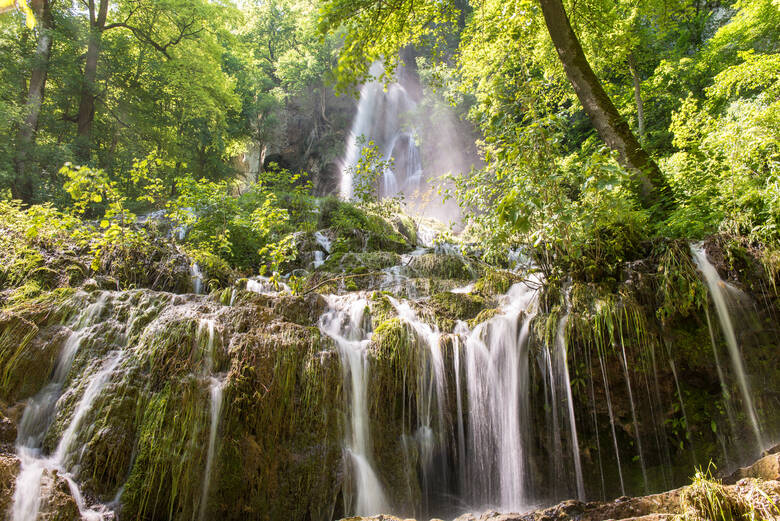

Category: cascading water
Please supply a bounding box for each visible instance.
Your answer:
[11,294,117,521]
[459,282,538,511]
[553,314,586,501]
[319,294,389,516]
[199,376,224,521]
[198,318,225,521]
[386,296,449,508]
[340,63,423,201]
[690,243,765,453]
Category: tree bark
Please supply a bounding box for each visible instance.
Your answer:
[538,0,671,211]
[75,0,109,162]
[13,0,54,202]
[628,53,645,138]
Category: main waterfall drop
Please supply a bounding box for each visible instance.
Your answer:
[340,62,423,201]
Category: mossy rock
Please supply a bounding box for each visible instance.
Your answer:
[427,292,486,330]
[468,307,502,328]
[0,316,66,403]
[217,320,343,520]
[121,378,210,521]
[0,454,19,514]
[392,214,418,246]
[369,293,397,330]
[318,199,411,254]
[474,268,517,295]
[320,251,401,273]
[409,254,474,280]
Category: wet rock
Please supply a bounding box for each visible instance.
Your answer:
[0,412,17,445]
[38,469,81,521]
[0,453,20,514]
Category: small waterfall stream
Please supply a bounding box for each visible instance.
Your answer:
[690,243,765,453]
[198,318,225,521]
[319,294,389,516]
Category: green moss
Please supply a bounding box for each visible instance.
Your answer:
[369,293,396,329]
[319,199,410,254]
[122,378,209,521]
[427,291,486,330]
[319,251,401,273]
[474,268,516,295]
[409,253,474,280]
[468,307,501,328]
[218,321,343,519]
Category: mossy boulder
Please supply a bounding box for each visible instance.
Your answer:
[474,268,518,295]
[427,292,486,330]
[319,251,402,273]
[318,198,412,254]
[409,254,475,280]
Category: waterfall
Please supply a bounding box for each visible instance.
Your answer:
[199,377,224,521]
[461,282,537,511]
[340,63,423,200]
[554,314,585,501]
[690,243,765,452]
[191,263,204,294]
[319,295,389,516]
[198,318,225,521]
[11,294,117,521]
[387,296,449,506]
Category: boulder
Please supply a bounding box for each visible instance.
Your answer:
[38,469,81,521]
[0,453,20,514]
[725,451,780,484]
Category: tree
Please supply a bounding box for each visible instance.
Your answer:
[13,0,54,202]
[537,0,671,211]
[74,0,216,162]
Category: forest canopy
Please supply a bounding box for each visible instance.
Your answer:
[0,0,778,282]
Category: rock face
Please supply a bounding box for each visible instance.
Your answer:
[37,469,81,521]
[0,232,778,521]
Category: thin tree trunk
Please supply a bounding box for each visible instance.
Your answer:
[76,0,109,161]
[13,0,54,203]
[539,0,671,211]
[628,53,645,138]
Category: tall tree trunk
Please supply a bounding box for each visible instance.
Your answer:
[75,0,109,162]
[628,53,645,138]
[538,0,671,211]
[13,0,54,203]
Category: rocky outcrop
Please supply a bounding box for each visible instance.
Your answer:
[0,453,20,514]
[724,447,780,484]
[341,475,780,521]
